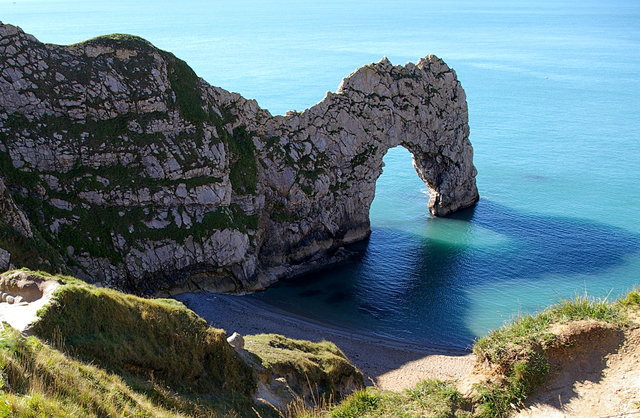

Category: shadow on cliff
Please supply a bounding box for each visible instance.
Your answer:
[180,199,640,380]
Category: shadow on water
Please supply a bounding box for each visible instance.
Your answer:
[248,199,640,350]
[449,199,640,284]
[179,200,640,380]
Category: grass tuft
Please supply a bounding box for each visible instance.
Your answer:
[245,334,363,403]
[331,390,379,417]
[474,295,625,365]
[329,379,466,417]
[619,288,640,308]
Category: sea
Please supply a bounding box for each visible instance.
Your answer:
[3,0,640,348]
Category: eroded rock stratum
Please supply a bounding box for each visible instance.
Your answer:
[0,23,478,294]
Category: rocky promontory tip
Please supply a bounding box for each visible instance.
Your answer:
[0,23,478,294]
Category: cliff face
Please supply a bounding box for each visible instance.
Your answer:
[0,23,478,294]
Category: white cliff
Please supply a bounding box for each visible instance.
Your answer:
[0,23,478,294]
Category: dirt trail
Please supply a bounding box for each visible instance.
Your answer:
[516,325,640,418]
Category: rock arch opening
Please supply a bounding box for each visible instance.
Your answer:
[369,146,432,226]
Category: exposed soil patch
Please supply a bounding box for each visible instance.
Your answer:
[517,321,640,417]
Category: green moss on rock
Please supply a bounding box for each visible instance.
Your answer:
[163,53,209,124]
[245,334,364,402]
[0,224,65,272]
[350,144,378,168]
[225,126,259,195]
[79,33,155,51]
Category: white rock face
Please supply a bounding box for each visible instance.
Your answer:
[0,23,478,294]
[0,176,33,238]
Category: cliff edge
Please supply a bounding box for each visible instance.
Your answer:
[0,23,478,294]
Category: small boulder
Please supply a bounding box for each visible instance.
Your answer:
[0,271,46,302]
[227,332,245,351]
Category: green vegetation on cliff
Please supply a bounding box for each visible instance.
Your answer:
[474,296,626,364]
[0,327,205,417]
[0,28,263,282]
[245,334,364,402]
[300,292,638,418]
[1,270,638,417]
[0,269,366,417]
[0,225,64,273]
[33,280,255,397]
[620,288,640,308]
[80,33,154,50]
[0,270,260,416]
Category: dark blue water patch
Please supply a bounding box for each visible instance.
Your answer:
[325,290,355,304]
[523,174,549,182]
[357,302,389,319]
[249,200,640,349]
[448,200,640,283]
[298,289,323,297]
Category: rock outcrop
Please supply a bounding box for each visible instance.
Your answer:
[0,23,478,294]
[0,247,9,271]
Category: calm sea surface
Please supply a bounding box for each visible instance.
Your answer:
[3,0,640,348]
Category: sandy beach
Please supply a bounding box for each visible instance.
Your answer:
[175,292,475,391]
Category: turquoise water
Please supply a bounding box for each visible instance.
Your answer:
[3,0,640,347]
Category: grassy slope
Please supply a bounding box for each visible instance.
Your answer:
[0,270,264,417]
[32,278,255,397]
[0,269,370,417]
[1,269,637,417]
[470,295,633,417]
[0,327,192,417]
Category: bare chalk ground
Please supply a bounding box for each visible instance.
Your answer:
[0,275,59,332]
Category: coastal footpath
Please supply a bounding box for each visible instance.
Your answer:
[0,23,478,294]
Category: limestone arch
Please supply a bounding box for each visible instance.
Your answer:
[256,55,479,270]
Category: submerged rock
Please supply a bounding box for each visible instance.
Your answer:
[0,22,479,294]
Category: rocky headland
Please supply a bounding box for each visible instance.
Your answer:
[0,22,478,295]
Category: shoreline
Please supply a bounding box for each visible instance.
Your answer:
[175,292,475,391]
